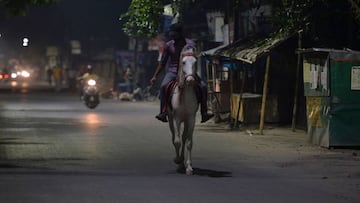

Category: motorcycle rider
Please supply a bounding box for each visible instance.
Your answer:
[78,65,99,98]
[150,22,214,123]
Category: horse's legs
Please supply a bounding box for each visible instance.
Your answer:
[179,123,187,166]
[169,116,175,136]
[169,116,179,163]
[172,119,182,165]
[184,118,195,175]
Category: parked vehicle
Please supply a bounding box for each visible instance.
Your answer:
[143,84,159,101]
[0,72,10,82]
[132,85,144,101]
[0,68,31,82]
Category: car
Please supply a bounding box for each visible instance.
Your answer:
[0,69,11,82]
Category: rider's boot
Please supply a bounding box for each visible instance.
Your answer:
[155,88,168,122]
[156,112,168,122]
[200,96,214,123]
[200,103,214,123]
[196,83,214,123]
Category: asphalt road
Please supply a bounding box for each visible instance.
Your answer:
[0,83,359,203]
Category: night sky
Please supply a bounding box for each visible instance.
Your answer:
[0,0,131,50]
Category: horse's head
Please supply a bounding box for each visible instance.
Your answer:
[178,45,197,87]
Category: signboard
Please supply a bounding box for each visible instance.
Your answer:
[46,46,59,56]
[214,16,225,42]
[206,11,224,41]
[303,58,329,96]
[351,66,360,90]
[70,40,81,55]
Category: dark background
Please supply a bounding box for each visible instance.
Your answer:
[0,0,131,55]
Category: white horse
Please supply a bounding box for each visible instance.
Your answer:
[167,45,199,175]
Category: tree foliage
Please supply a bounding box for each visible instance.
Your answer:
[121,0,360,48]
[120,0,197,38]
[273,0,359,32]
[0,0,60,16]
[272,0,360,48]
[120,0,166,38]
[349,0,360,22]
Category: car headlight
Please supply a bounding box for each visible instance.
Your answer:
[11,73,17,79]
[21,70,30,78]
[87,79,96,86]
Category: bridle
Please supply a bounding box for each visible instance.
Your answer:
[177,46,197,87]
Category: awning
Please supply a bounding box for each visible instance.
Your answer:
[201,44,228,56]
[214,33,296,64]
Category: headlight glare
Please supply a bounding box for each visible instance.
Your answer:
[87,79,96,86]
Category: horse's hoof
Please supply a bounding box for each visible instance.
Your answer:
[186,168,193,175]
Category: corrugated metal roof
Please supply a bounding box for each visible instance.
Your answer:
[232,38,285,64]
[201,44,228,56]
[213,34,295,64]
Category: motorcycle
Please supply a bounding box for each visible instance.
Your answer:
[82,78,100,109]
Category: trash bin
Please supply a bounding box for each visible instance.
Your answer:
[301,48,360,148]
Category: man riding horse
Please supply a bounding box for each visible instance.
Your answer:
[150,22,214,123]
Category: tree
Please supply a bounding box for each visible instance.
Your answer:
[120,0,165,38]
[0,0,60,16]
[120,0,187,83]
[348,0,360,22]
[271,0,360,49]
[120,0,197,38]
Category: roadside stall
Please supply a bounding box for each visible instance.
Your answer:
[217,34,297,133]
[300,48,360,148]
[201,44,232,123]
[201,33,302,133]
[201,37,269,124]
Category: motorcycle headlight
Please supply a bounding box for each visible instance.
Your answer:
[87,79,96,86]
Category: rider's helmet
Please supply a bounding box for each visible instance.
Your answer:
[168,22,183,40]
[86,65,93,74]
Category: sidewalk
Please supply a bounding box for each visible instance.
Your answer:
[197,121,360,180]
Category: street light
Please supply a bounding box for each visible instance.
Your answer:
[22,37,29,47]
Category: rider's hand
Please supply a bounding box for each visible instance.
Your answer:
[150,76,156,85]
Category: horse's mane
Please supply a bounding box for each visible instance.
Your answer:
[181,44,196,56]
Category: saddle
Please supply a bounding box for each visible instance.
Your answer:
[164,79,178,111]
[163,79,201,112]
